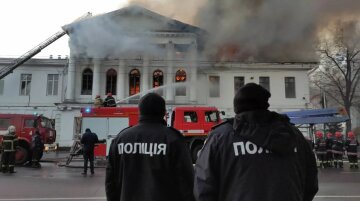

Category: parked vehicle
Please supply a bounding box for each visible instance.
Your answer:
[0,114,57,164]
[73,106,222,162]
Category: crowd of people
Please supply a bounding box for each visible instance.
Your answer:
[0,126,44,173]
[314,130,359,169]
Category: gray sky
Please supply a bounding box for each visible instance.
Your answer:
[0,0,128,58]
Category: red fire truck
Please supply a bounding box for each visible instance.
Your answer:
[0,114,57,164]
[73,106,221,162]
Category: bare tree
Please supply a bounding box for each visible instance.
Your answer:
[312,21,360,133]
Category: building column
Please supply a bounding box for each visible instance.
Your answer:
[65,55,76,101]
[117,60,126,102]
[92,59,101,100]
[166,41,174,102]
[141,55,150,96]
[189,42,198,103]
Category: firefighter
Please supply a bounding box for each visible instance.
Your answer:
[325,132,334,167]
[106,93,195,201]
[1,125,18,173]
[332,132,345,168]
[94,95,103,108]
[103,93,116,107]
[31,130,44,168]
[345,131,359,169]
[314,131,327,168]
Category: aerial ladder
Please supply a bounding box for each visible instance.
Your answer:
[0,31,67,79]
[0,12,92,80]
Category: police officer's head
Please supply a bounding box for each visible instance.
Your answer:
[8,125,16,134]
[233,83,271,114]
[85,128,91,133]
[139,93,166,117]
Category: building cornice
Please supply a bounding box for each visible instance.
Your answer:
[0,58,68,67]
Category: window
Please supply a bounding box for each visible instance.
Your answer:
[0,79,4,95]
[47,74,59,96]
[20,74,32,96]
[153,70,163,95]
[205,111,219,122]
[129,69,140,96]
[285,77,296,98]
[24,119,35,128]
[184,111,198,123]
[81,68,93,95]
[175,69,186,96]
[0,118,10,129]
[234,76,244,94]
[106,69,117,95]
[209,76,220,97]
[259,76,270,92]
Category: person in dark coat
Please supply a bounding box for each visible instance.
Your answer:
[103,93,116,107]
[332,132,344,168]
[1,125,18,173]
[80,128,100,175]
[31,130,44,168]
[345,131,359,169]
[106,93,195,201]
[194,83,318,201]
[314,131,327,168]
[325,132,334,167]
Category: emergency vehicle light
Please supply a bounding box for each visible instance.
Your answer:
[85,107,91,113]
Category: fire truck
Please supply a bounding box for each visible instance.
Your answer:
[0,114,57,164]
[71,105,221,163]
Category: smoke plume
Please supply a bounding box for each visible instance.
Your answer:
[67,0,360,62]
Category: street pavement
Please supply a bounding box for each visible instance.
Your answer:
[0,151,359,201]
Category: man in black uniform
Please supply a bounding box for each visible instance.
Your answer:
[194,83,318,201]
[1,125,18,173]
[325,132,334,167]
[332,132,344,168]
[80,128,102,175]
[314,131,327,168]
[106,93,195,201]
[345,131,359,169]
[31,130,44,168]
[103,93,116,107]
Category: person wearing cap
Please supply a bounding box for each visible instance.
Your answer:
[1,125,18,173]
[105,93,195,201]
[80,128,102,175]
[345,131,359,169]
[314,131,327,168]
[94,95,103,108]
[332,132,345,168]
[325,132,334,167]
[194,83,318,201]
[103,93,116,107]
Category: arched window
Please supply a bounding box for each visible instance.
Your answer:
[106,69,117,95]
[175,69,186,96]
[81,68,93,95]
[129,69,140,96]
[153,70,163,95]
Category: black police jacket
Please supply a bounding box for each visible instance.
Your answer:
[194,110,318,201]
[105,115,195,201]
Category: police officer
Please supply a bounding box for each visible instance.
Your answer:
[325,132,334,167]
[103,93,116,107]
[106,93,195,201]
[80,128,101,175]
[31,130,44,168]
[315,131,327,168]
[345,131,359,169]
[1,125,18,173]
[194,83,318,201]
[332,132,345,168]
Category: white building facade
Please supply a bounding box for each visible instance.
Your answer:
[0,6,316,147]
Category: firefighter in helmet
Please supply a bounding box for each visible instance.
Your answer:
[345,131,359,169]
[1,125,19,173]
[314,131,327,168]
[332,132,345,168]
[325,132,334,167]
